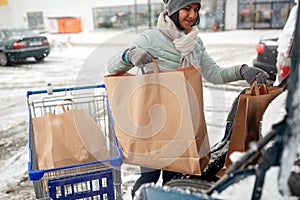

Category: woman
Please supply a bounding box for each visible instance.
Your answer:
[106,0,269,196]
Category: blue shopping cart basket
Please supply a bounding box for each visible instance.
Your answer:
[27,84,123,200]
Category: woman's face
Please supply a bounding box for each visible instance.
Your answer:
[178,3,200,32]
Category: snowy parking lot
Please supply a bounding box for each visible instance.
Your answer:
[1,29,289,199]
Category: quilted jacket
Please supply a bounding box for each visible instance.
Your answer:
[107,29,242,84]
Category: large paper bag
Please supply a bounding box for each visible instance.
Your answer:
[33,108,110,169]
[104,60,210,175]
[217,81,283,176]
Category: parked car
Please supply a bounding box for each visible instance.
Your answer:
[253,33,293,85]
[0,29,50,66]
[252,34,279,82]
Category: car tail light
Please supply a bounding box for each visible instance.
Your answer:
[43,39,49,46]
[256,44,265,54]
[279,65,291,79]
[13,40,27,49]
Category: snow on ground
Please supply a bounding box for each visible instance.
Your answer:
[45,28,281,48]
[1,28,296,200]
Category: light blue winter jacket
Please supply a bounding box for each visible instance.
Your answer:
[107,29,242,84]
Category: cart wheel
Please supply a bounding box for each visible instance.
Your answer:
[165,179,213,194]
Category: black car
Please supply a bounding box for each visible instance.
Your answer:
[252,34,278,82]
[0,29,50,66]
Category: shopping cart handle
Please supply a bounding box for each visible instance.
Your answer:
[28,162,45,181]
[109,145,123,166]
[27,84,106,96]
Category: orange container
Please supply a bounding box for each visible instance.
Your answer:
[56,17,82,33]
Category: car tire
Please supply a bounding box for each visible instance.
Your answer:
[165,179,213,194]
[0,52,8,66]
[35,56,45,62]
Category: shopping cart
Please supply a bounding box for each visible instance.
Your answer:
[27,84,123,200]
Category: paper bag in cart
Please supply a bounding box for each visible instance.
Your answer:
[33,108,110,170]
[104,60,210,175]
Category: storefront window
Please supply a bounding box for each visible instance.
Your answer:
[92,3,164,30]
[238,2,255,29]
[215,0,226,30]
[254,3,272,28]
[238,0,294,29]
[271,2,291,28]
[198,0,225,30]
[27,12,44,30]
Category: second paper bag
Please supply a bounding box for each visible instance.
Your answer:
[104,64,210,175]
[33,108,110,170]
[216,81,283,177]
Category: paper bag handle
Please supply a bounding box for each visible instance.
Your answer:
[249,80,269,96]
[141,58,160,74]
[152,58,161,74]
[53,99,74,114]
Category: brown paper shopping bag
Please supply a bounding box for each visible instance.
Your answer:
[104,60,210,175]
[217,81,283,176]
[33,107,110,170]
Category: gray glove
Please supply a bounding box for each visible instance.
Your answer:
[240,64,269,84]
[126,47,157,67]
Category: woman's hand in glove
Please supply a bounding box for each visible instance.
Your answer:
[124,47,157,67]
[240,64,270,84]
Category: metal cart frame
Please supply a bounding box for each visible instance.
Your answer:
[27,84,122,200]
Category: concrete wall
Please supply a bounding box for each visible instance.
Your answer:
[0,6,12,28]
[0,0,161,31]
[225,0,238,30]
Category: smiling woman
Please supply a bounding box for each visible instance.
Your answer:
[177,3,200,32]
[106,0,270,197]
[0,29,50,66]
[165,0,201,33]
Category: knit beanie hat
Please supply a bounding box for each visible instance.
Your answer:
[165,0,202,16]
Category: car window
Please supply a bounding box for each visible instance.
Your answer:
[4,29,35,39]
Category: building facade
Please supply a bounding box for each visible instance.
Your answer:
[0,0,295,32]
[203,0,295,30]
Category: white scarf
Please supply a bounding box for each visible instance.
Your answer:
[157,10,200,67]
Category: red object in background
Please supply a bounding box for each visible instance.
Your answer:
[43,39,50,46]
[212,23,219,32]
[256,44,265,54]
[13,40,27,49]
[279,65,291,79]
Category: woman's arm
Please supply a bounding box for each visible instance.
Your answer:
[197,38,242,84]
[106,48,134,74]
[200,50,242,84]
